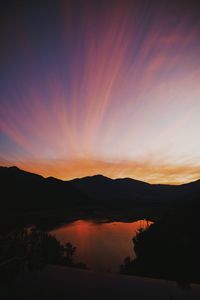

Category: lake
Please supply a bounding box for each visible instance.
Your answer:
[50,219,152,272]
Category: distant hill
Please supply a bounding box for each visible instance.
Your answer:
[0,166,90,212]
[0,166,200,212]
[70,174,200,207]
[70,175,150,201]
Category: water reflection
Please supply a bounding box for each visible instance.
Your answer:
[50,219,152,272]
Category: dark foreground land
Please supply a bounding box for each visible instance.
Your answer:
[1,265,200,300]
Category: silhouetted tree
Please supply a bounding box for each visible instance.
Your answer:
[64,242,76,259]
[0,227,87,282]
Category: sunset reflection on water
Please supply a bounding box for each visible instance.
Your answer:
[50,219,152,272]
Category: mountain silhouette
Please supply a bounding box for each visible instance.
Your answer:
[70,173,200,207]
[1,166,200,213]
[0,166,91,212]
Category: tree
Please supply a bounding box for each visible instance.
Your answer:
[64,242,76,262]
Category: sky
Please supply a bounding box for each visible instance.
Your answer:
[0,0,200,184]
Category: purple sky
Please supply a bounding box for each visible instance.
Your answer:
[0,0,200,183]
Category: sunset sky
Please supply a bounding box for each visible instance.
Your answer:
[0,0,200,184]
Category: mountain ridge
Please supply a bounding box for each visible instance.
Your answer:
[0,165,200,213]
[2,165,200,186]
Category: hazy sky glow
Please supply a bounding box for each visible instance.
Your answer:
[0,0,200,184]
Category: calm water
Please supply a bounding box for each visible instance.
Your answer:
[50,219,152,272]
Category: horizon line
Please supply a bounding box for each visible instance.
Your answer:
[1,165,200,187]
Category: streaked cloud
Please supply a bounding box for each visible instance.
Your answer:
[0,0,200,184]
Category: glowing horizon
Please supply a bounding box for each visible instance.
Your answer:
[0,1,200,184]
[2,160,200,185]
